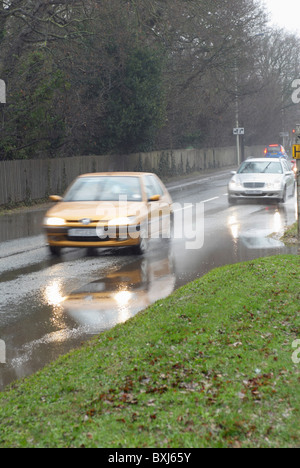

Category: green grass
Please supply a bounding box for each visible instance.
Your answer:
[0,255,299,448]
[281,222,298,245]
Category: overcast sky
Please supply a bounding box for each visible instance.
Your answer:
[263,0,300,35]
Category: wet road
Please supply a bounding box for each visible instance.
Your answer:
[0,169,298,390]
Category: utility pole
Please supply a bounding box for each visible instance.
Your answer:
[0,80,6,104]
[0,79,6,129]
[292,124,300,238]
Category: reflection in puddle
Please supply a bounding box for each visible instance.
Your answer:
[228,204,294,249]
[228,215,240,240]
[63,249,176,333]
[0,208,47,243]
[239,232,284,249]
[44,281,66,308]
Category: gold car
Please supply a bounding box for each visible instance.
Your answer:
[43,172,173,255]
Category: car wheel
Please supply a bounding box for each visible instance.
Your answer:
[133,223,149,255]
[228,196,237,205]
[290,182,296,198]
[162,212,174,244]
[280,186,287,204]
[49,246,61,256]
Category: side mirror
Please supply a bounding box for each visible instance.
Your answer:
[148,194,161,202]
[231,171,237,175]
[49,195,63,203]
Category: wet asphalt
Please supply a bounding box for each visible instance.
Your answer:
[0,169,298,390]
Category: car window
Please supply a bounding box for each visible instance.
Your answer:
[238,161,283,174]
[282,160,290,172]
[267,146,280,154]
[64,176,143,202]
[144,175,162,199]
[149,176,164,196]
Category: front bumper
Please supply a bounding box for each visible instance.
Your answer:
[44,225,141,248]
[228,189,283,200]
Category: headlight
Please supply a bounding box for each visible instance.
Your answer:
[229,179,242,190]
[108,216,137,226]
[44,217,65,226]
[266,181,281,189]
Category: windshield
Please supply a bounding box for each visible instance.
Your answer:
[238,161,283,175]
[64,176,143,202]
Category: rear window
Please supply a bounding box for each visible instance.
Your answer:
[267,146,280,154]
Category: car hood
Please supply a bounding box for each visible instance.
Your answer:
[233,173,283,183]
[45,201,148,221]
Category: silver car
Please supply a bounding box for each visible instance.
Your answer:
[228,158,295,204]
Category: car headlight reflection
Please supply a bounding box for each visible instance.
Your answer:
[44,217,66,226]
[114,290,133,306]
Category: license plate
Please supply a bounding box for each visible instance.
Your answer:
[68,228,99,237]
[245,191,263,195]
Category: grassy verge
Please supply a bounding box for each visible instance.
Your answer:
[281,223,298,245]
[0,255,299,448]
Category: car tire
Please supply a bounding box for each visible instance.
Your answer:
[49,246,61,256]
[290,182,296,198]
[162,212,174,244]
[280,186,287,204]
[228,196,237,205]
[133,223,149,255]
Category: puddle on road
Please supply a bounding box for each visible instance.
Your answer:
[0,207,48,243]
[0,202,298,391]
[0,248,176,390]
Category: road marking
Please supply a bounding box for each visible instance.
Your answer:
[203,197,219,203]
[173,204,193,213]
[173,197,219,213]
[168,170,232,191]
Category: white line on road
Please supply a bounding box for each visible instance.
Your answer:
[173,197,219,213]
[173,204,194,213]
[167,170,232,192]
[202,197,219,203]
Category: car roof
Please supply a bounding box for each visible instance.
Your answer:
[77,172,154,178]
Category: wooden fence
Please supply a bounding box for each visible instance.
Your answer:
[0,146,264,206]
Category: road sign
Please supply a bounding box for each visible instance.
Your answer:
[0,80,6,104]
[295,124,300,144]
[233,128,244,135]
[293,145,300,159]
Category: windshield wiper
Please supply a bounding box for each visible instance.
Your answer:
[262,163,272,173]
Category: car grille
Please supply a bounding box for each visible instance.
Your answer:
[243,182,265,188]
[67,235,111,242]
